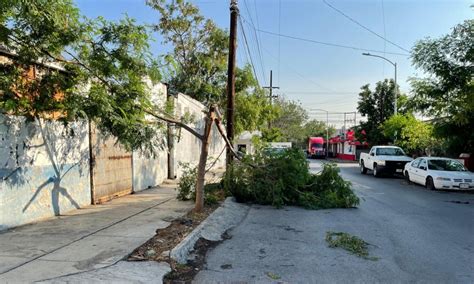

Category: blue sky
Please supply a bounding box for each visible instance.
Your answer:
[75,0,472,125]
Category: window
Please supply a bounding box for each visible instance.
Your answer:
[428,159,466,171]
[411,159,421,168]
[418,159,427,170]
[376,147,406,156]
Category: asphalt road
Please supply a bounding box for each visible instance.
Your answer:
[195,160,474,283]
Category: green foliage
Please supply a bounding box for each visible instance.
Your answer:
[326,231,377,260]
[147,0,228,104]
[410,19,474,154]
[176,162,198,201]
[0,0,163,155]
[176,162,225,205]
[224,148,359,209]
[382,114,441,155]
[357,80,401,146]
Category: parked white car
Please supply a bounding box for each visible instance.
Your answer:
[404,157,474,190]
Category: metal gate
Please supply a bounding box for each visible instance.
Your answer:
[90,124,133,204]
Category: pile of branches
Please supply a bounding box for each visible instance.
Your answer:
[224,148,359,209]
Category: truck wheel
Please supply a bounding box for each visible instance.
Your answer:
[426,176,436,191]
[360,161,367,174]
[373,163,380,177]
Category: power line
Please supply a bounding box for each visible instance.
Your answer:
[257,40,334,92]
[381,0,387,77]
[238,16,260,87]
[283,91,355,95]
[278,0,282,86]
[242,0,266,85]
[322,0,410,53]
[256,28,409,56]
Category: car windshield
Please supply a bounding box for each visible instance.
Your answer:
[428,159,467,171]
[263,147,286,156]
[311,143,323,149]
[376,147,405,156]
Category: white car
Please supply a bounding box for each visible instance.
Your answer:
[404,157,474,190]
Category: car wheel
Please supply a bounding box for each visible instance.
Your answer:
[373,163,380,177]
[405,171,412,184]
[426,176,436,191]
[360,161,367,174]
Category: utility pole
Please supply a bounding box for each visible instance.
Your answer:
[263,70,279,128]
[226,0,238,167]
[263,70,279,105]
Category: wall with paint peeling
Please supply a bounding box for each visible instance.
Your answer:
[0,115,90,230]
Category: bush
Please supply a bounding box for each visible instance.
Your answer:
[176,162,225,205]
[224,148,359,209]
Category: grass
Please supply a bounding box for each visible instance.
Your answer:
[325,231,378,261]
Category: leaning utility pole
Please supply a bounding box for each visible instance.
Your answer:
[226,0,238,167]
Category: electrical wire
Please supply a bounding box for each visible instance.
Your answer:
[239,15,260,87]
[255,27,409,56]
[242,0,267,85]
[322,0,409,53]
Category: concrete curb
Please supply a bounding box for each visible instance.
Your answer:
[170,197,249,264]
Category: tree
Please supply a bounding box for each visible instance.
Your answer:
[147,0,276,136]
[410,19,474,154]
[382,114,437,155]
[0,0,161,155]
[0,0,224,213]
[271,99,308,144]
[357,79,397,145]
[147,0,228,104]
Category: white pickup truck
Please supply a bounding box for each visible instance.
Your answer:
[359,146,413,177]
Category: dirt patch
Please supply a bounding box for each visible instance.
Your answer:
[128,204,218,263]
[164,232,231,283]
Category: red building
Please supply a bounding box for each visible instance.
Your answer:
[328,129,369,161]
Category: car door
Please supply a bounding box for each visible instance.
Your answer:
[416,159,429,185]
[407,158,421,182]
[367,148,375,170]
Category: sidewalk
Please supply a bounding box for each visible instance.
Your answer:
[0,183,194,283]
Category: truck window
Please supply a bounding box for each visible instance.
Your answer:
[376,147,405,156]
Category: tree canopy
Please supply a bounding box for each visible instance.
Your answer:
[356,79,396,145]
[0,0,162,154]
[410,19,473,154]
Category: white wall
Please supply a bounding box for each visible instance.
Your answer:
[174,93,226,177]
[132,81,168,191]
[0,115,90,230]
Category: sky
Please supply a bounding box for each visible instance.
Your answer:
[75,0,472,127]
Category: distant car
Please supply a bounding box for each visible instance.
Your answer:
[404,157,474,190]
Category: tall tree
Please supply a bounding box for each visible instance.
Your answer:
[147,0,228,104]
[410,19,473,154]
[357,79,397,145]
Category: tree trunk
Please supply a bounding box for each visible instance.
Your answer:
[194,106,215,212]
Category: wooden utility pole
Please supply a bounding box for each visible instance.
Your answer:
[226,0,238,167]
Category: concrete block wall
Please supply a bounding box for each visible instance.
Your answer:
[0,115,91,230]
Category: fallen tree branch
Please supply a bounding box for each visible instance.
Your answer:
[144,109,204,140]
